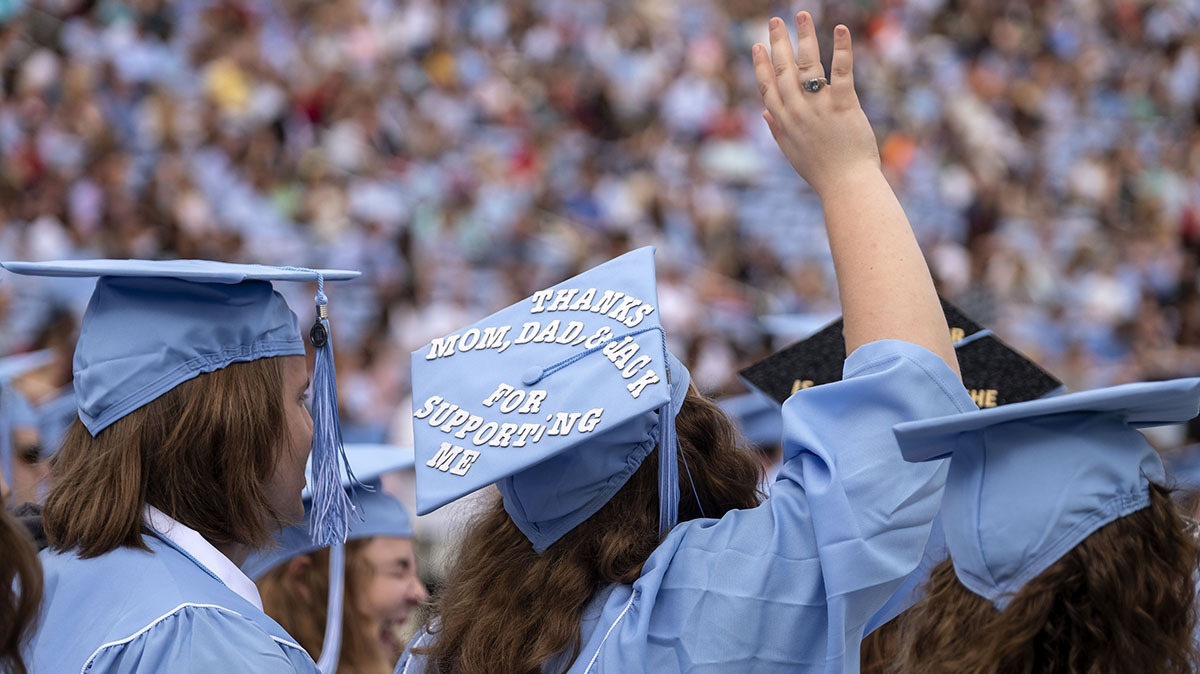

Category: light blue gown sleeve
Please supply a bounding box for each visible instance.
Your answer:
[395,340,975,674]
[82,604,315,673]
[631,339,975,672]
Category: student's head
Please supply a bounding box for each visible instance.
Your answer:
[1,260,360,556]
[896,484,1199,674]
[248,444,424,672]
[45,354,311,556]
[892,379,1200,674]
[258,533,427,674]
[418,383,762,674]
[6,425,47,506]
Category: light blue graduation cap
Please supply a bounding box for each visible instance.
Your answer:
[0,349,54,483]
[0,259,362,545]
[895,378,1200,609]
[242,443,416,674]
[1164,444,1200,492]
[717,391,782,449]
[410,247,691,553]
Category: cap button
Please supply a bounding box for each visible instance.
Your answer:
[522,366,544,386]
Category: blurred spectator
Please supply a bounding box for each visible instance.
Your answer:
[2,0,1200,449]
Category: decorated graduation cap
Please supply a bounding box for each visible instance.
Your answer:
[717,391,782,449]
[410,246,690,553]
[0,259,361,545]
[740,298,1063,408]
[0,349,54,482]
[895,378,1200,609]
[243,443,415,674]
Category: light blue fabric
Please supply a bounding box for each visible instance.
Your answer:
[410,247,690,552]
[32,387,77,457]
[28,532,317,673]
[242,444,417,579]
[717,391,782,448]
[895,377,1200,610]
[396,339,976,673]
[0,260,358,435]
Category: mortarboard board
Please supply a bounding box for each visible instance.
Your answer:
[740,298,1063,409]
[242,443,416,674]
[0,349,55,483]
[410,247,691,553]
[895,378,1200,609]
[717,391,782,449]
[0,259,362,544]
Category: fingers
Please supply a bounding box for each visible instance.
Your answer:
[752,43,783,114]
[793,11,823,79]
[830,24,857,106]
[767,17,800,95]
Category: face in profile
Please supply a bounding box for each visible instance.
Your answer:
[357,535,428,648]
[265,355,314,527]
[8,427,48,506]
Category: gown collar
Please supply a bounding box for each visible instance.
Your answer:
[143,505,264,610]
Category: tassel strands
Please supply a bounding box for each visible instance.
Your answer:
[304,273,360,546]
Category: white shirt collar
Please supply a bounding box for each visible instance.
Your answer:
[143,505,264,610]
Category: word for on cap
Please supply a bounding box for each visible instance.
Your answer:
[415,382,607,477]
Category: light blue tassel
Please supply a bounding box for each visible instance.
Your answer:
[305,275,359,546]
[315,542,346,674]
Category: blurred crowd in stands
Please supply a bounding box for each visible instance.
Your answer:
[1,0,1199,445]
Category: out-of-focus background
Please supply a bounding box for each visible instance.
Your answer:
[4,0,1200,643]
[4,0,1200,432]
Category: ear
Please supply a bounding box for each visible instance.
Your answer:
[284,554,314,602]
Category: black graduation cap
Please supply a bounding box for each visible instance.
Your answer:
[739,299,1063,408]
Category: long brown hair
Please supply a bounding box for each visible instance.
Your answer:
[895,484,1200,674]
[44,357,288,557]
[258,538,392,674]
[0,496,41,674]
[416,385,764,674]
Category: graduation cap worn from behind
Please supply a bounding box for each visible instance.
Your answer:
[242,444,416,674]
[0,349,55,483]
[740,298,1063,408]
[0,259,362,545]
[895,378,1200,609]
[410,246,691,553]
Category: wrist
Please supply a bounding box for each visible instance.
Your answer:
[810,161,885,200]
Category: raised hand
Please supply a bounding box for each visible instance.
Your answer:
[753,13,879,198]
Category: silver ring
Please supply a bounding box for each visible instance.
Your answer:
[802,77,829,92]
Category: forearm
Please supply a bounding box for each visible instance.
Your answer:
[819,168,960,375]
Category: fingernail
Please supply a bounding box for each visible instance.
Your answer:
[797,13,807,25]
[836,25,848,37]
[770,17,782,29]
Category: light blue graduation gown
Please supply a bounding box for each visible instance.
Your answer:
[396,340,975,674]
[28,531,318,673]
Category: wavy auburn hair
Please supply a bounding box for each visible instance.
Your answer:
[894,484,1200,674]
[0,500,42,674]
[258,539,392,674]
[415,385,764,674]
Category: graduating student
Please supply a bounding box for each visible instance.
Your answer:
[0,466,41,674]
[396,15,975,674]
[0,260,360,673]
[248,444,428,674]
[0,350,54,507]
[891,380,1200,674]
